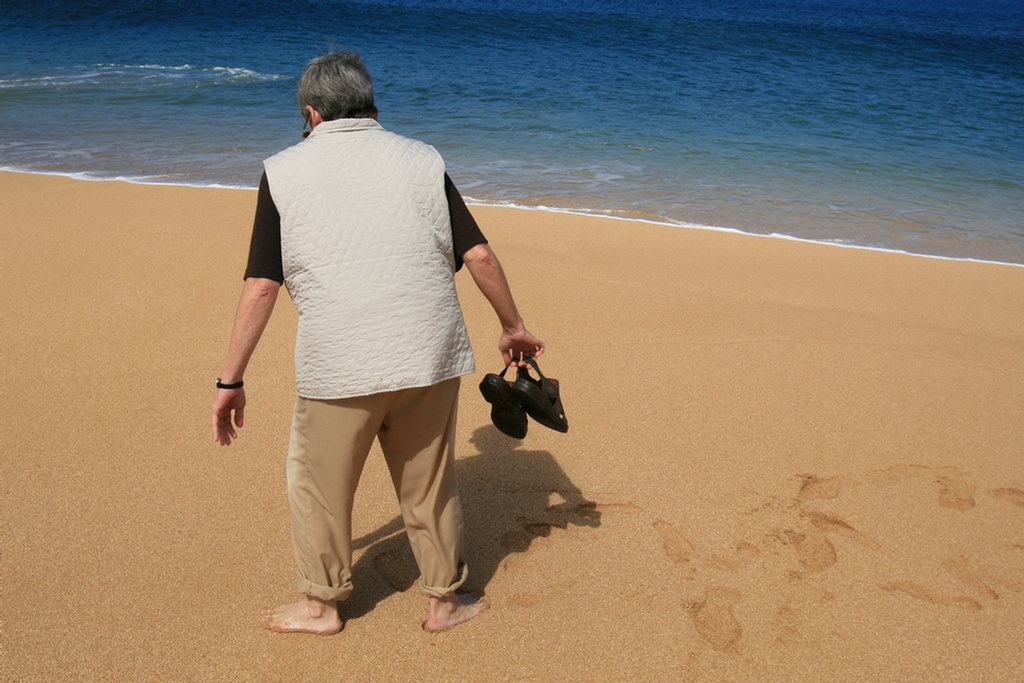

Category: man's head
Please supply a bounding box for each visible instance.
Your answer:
[297,51,377,121]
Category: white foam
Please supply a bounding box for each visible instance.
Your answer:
[2,168,1018,268]
[0,167,253,191]
[0,63,288,89]
[462,197,1024,268]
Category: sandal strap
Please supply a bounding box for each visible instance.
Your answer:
[522,356,546,380]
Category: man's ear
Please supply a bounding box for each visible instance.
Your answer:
[304,105,324,127]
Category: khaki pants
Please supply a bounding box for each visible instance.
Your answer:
[286,378,467,602]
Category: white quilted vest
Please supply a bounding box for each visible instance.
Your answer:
[264,117,474,399]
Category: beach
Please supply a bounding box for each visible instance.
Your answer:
[3,170,1024,681]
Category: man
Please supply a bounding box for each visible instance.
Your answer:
[211,51,543,634]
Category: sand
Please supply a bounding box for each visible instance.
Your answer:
[2,170,1023,682]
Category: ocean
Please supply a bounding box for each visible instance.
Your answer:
[2,0,1023,264]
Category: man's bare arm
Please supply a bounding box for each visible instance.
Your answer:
[211,277,281,445]
[461,243,544,365]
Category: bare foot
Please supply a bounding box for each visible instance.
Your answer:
[259,596,342,635]
[424,593,489,632]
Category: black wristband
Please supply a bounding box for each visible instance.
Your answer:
[216,378,244,390]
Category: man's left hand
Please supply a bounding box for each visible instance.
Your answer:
[212,388,246,445]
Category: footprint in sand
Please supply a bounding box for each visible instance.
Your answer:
[943,555,1024,599]
[499,498,605,553]
[796,474,843,501]
[734,541,760,561]
[544,500,602,527]
[509,593,540,608]
[882,580,982,611]
[772,603,801,645]
[691,589,743,651]
[873,464,976,511]
[653,519,695,564]
[943,556,999,600]
[880,464,971,480]
[937,476,976,511]
[785,530,837,573]
[802,511,881,550]
[990,488,1024,508]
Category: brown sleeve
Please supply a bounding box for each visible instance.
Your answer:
[445,173,487,271]
[243,172,284,283]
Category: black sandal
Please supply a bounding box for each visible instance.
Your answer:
[510,357,568,433]
[479,365,528,438]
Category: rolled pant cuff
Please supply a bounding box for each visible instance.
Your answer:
[296,573,353,603]
[417,561,469,598]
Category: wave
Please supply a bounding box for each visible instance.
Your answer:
[97,63,289,82]
[0,63,289,90]
[0,166,254,191]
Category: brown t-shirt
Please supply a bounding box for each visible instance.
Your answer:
[244,172,487,283]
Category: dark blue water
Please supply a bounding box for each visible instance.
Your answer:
[2,0,1023,263]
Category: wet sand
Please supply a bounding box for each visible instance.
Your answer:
[3,171,1023,681]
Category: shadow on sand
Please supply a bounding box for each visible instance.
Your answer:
[341,425,598,621]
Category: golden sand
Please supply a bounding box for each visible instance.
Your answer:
[3,171,1023,681]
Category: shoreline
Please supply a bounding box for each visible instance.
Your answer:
[5,168,1023,269]
[461,198,1024,270]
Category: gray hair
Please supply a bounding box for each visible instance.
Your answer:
[297,51,377,120]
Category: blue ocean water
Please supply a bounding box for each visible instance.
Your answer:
[2,0,1023,263]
